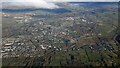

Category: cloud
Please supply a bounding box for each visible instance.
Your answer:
[1,0,119,2]
[1,0,119,9]
[1,0,59,9]
[45,0,120,2]
[46,0,119,2]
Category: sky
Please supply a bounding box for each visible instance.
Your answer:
[1,0,119,2]
[1,0,119,9]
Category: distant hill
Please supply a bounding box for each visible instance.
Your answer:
[2,8,71,13]
[2,2,118,13]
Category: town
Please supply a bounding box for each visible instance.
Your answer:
[1,2,120,67]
